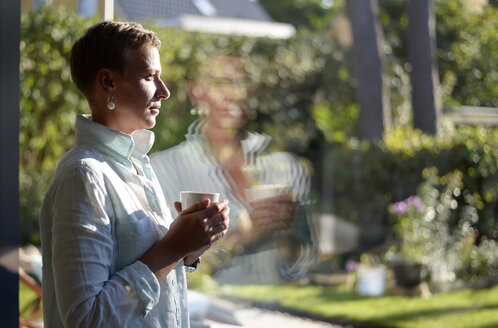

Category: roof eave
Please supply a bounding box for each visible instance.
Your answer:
[160,15,295,39]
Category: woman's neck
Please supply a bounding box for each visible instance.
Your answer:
[204,122,243,155]
[203,121,250,196]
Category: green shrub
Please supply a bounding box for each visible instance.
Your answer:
[322,125,497,282]
[20,6,95,244]
[390,168,498,283]
[324,125,498,240]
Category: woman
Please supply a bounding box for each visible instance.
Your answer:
[39,21,229,327]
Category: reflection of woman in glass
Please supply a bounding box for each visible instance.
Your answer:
[39,22,229,327]
[152,56,315,284]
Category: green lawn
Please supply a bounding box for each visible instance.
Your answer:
[214,284,498,328]
[19,282,42,321]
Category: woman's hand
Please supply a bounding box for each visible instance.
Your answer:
[249,193,294,237]
[223,193,294,251]
[173,200,230,263]
[140,198,229,281]
[165,199,230,257]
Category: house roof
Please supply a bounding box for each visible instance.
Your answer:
[115,0,272,22]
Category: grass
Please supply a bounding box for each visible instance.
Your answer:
[19,281,42,321]
[212,284,498,328]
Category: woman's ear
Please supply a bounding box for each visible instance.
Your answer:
[96,68,116,94]
[186,80,199,106]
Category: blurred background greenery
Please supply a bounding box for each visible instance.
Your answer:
[20,0,497,291]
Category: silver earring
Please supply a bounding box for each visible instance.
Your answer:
[198,105,210,116]
[107,96,116,110]
[191,104,209,116]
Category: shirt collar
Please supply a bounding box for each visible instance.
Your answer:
[184,119,271,164]
[132,129,155,159]
[75,114,155,161]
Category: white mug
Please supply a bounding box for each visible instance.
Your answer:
[180,191,220,209]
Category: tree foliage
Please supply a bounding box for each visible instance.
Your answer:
[20,6,95,244]
[378,0,497,108]
[436,2,497,108]
[262,0,497,109]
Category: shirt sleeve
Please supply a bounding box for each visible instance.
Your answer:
[51,164,160,327]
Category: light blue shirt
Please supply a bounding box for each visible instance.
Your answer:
[40,114,189,327]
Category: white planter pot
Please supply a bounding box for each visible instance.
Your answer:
[356,265,386,297]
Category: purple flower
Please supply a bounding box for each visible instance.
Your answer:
[392,196,425,215]
[345,260,358,272]
[406,195,425,213]
[392,201,408,214]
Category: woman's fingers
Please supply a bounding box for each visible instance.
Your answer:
[252,204,294,224]
[250,192,292,207]
[174,201,182,214]
[204,206,230,227]
[210,224,228,242]
[197,200,229,220]
[187,200,230,241]
[181,198,211,215]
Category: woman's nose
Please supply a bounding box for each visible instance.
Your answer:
[156,78,170,100]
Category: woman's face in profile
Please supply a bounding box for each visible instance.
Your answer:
[111,46,170,134]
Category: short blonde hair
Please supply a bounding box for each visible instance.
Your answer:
[70,21,161,99]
